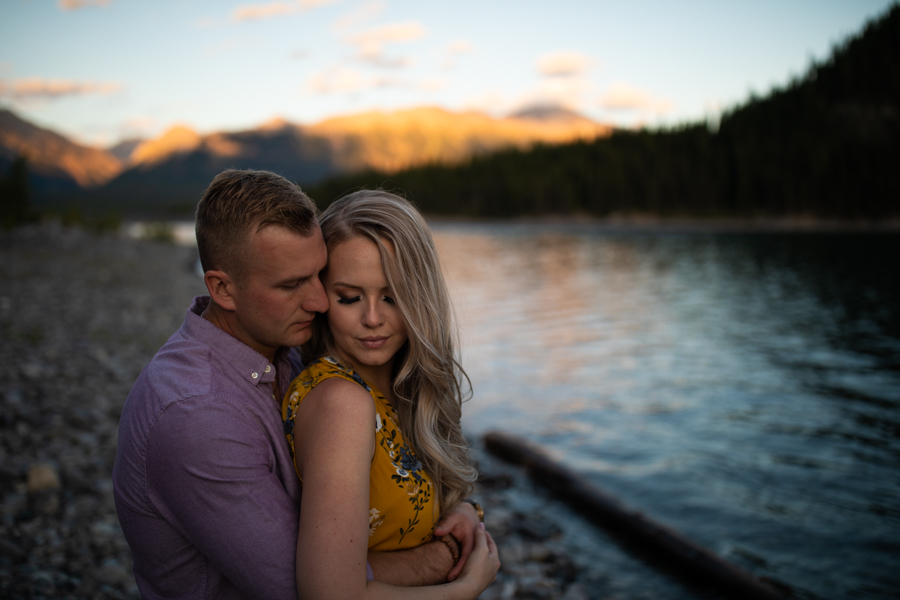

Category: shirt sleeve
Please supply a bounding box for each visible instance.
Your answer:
[145,396,299,600]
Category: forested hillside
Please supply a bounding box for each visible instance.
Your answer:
[309,4,900,220]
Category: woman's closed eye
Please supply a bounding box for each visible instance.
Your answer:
[336,294,396,305]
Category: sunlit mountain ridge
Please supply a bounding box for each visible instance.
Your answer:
[125,106,608,172]
[305,106,609,173]
[0,109,123,191]
[0,105,610,210]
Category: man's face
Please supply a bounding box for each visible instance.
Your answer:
[228,225,328,359]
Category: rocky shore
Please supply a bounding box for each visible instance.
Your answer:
[0,223,596,599]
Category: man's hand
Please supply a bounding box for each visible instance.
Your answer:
[433,501,480,582]
[367,539,455,586]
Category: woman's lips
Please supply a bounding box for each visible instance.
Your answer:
[359,336,388,349]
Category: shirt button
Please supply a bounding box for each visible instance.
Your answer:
[251,372,259,379]
[264,365,272,373]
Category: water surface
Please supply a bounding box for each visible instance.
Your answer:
[434,224,900,600]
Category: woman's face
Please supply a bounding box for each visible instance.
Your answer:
[324,236,408,382]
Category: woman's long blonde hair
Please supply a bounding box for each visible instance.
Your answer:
[303,190,476,515]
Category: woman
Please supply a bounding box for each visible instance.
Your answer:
[282,190,499,598]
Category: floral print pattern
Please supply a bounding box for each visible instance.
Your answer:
[282,357,438,551]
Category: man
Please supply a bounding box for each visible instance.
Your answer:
[112,170,478,599]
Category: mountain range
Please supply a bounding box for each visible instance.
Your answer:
[0,109,123,193]
[0,105,610,211]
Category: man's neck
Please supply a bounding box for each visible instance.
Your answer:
[201,301,278,363]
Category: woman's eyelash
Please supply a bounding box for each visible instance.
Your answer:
[335,295,395,305]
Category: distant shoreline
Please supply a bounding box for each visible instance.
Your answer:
[425,214,900,234]
[120,215,900,245]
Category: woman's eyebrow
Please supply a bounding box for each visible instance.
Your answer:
[331,281,390,292]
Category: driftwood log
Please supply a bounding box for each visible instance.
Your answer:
[483,431,791,600]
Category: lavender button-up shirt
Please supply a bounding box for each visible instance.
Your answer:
[113,296,305,600]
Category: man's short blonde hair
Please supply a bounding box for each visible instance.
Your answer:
[195,169,318,282]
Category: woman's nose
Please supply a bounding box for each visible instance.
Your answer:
[362,302,384,327]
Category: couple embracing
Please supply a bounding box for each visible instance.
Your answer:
[112,170,500,599]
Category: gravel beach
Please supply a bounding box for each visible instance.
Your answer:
[0,223,596,600]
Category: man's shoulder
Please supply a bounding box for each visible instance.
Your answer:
[120,329,266,470]
[143,329,216,404]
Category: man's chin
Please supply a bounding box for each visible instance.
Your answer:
[284,331,313,348]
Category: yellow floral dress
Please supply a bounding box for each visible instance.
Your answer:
[282,356,438,551]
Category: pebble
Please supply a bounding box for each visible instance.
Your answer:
[1,223,202,600]
[26,464,60,494]
[0,222,602,599]
[95,558,131,587]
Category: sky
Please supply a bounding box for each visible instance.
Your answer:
[0,0,895,148]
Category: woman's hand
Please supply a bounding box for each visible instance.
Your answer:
[452,523,500,598]
[433,502,480,582]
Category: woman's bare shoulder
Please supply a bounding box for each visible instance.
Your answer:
[301,376,375,421]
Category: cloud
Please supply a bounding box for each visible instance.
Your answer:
[463,90,510,116]
[118,116,158,138]
[364,55,414,68]
[599,82,673,113]
[466,79,598,117]
[536,50,593,77]
[58,0,112,10]
[345,21,426,67]
[332,1,385,31]
[304,62,445,95]
[347,21,426,51]
[231,0,336,23]
[419,78,447,92]
[439,39,474,70]
[232,2,294,21]
[516,77,595,114]
[446,39,474,54]
[306,66,407,94]
[0,78,123,100]
[289,49,311,60]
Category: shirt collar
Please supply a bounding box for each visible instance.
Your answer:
[183,295,283,390]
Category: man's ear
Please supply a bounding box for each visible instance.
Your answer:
[204,270,238,312]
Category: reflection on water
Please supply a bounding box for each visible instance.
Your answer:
[435,224,900,600]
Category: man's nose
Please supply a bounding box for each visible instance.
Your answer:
[303,278,329,314]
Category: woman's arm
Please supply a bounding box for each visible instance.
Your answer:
[292,377,375,598]
[292,377,498,599]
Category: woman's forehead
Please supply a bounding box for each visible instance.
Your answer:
[327,237,388,286]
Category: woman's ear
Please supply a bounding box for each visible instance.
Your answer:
[204,270,238,312]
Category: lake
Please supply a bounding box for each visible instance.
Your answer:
[432,223,900,600]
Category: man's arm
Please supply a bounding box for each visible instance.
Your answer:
[433,502,480,582]
[367,539,456,586]
[146,399,299,600]
[367,502,480,586]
